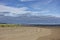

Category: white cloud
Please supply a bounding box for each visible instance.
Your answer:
[20,0,34,2]
[0,4,51,17]
[0,5,29,13]
[0,5,32,17]
[0,5,34,17]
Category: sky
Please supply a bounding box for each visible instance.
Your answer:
[0,0,60,24]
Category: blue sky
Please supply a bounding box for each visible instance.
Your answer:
[0,0,60,17]
[0,0,60,24]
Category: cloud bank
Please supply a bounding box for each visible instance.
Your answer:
[0,5,30,17]
[0,4,51,17]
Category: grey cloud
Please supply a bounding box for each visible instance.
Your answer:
[0,14,60,24]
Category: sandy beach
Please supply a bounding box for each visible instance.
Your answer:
[0,27,60,40]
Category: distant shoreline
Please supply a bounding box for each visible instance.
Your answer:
[0,24,60,27]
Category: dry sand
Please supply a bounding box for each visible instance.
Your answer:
[0,27,60,40]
